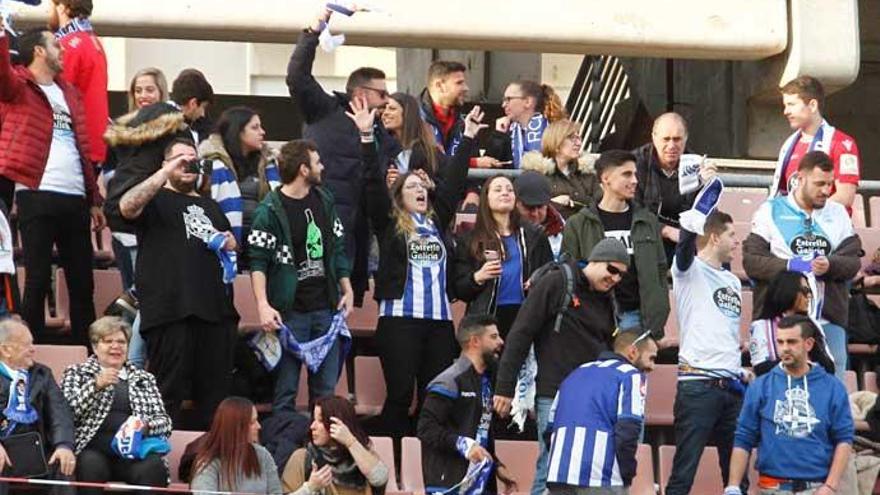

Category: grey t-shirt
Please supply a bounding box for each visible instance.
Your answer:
[191,443,282,494]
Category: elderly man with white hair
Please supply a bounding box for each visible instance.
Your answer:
[0,318,76,494]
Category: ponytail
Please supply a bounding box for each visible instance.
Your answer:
[541,84,567,122]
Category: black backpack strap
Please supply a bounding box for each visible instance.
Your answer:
[554,262,574,333]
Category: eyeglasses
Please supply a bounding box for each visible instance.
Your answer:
[502,96,526,104]
[565,134,583,142]
[800,287,813,297]
[359,86,389,99]
[606,264,625,277]
[632,329,653,347]
[98,338,128,346]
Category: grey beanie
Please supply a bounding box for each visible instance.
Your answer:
[587,238,630,266]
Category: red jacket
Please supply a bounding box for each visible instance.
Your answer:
[58,27,108,164]
[0,35,101,206]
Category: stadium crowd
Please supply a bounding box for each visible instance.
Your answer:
[0,1,873,494]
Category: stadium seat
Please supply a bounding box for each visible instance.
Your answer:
[845,370,858,394]
[349,290,380,337]
[631,444,655,495]
[168,430,205,486]
[369,436,399,491]
[855,227,880,270]
[92,227,115,264]
[233,274,261,332]
[295,363,349,411]
[717,189,767,224]
[354,356,386,416]
[400,436,425,493]
[494,440,539,492]
[34,344,88,383]
[852,193,867,228]
[55,268,124,329]
[658,445,723,495]
[870,196,880,228]
[645,364,678,426]
[865,371,878,394]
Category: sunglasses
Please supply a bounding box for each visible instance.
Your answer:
[632,329,653,347]
[360,86,389,99]
[606,264,625,277]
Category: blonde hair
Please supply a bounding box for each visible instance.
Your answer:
[389,172,435,238]
[541,119,581,158]
[127,67,169,112]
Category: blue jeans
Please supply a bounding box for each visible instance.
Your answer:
[111,238,137,292]
[128,311,146,369]
[822,322,847,382]
[273,309,339,414]
[665,380,745,495]
[618,309,641,330]
[532,396,554,495]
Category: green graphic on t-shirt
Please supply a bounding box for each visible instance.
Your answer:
[305,209,323,259]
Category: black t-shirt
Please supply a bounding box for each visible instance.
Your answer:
[280,189,330,312]
[135,188,238,331]
[597,207,640,311]
[86,381,132,455]
[655,168,684,227]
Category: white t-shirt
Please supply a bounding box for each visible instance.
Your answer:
[672,256,743,380]
[34,83,84,196]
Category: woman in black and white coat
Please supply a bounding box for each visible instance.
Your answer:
[61,316,172,494]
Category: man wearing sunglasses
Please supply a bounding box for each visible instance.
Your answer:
[666,209,750,495]
[494,238,629,495]
[543,326,657,494]
[287,6,401,305]
[744,150,861,383]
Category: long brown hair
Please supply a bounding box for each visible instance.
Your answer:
[310,396,371,449]
[193,397,260,490]
[513,80,567,123]
[389,92,439,175]
[389,171,435,238]
[468,175,521,260]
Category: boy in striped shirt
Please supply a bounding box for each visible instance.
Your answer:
[544,327,658,494]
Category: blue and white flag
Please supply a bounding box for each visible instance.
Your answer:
[278,312,351,374]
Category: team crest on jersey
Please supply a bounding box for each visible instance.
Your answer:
[183,204,215,243]
[840,154,858,175]
[408,235,444,268]
[774,387,820,438]
[712,287,741,319]
[789,235,830,257]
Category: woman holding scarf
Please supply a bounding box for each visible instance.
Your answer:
[282,396,388,494]
[350,97,487,441]
[61,316,172,494]
[487,80,566,169]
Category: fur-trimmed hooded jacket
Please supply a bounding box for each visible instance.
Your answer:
[103,102,193,233]
[61,356,172,454]
[520,151,601,219]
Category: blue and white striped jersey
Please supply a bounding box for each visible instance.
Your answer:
[546,353,646,487]
[209,158,281,244]
[379,213,452,321]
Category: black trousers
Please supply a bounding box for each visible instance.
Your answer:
[76,450,168,495]
[144,316,236,430]
[376,316,457,440]
[17,191,95,346]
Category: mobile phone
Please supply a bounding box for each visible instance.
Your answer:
[484,249,499,262]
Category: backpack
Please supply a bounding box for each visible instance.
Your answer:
[526,255,576,334]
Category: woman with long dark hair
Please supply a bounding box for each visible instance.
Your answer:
[380,92,440,176]
[200,106,281,266]
[190,397,282,493]
[749,271,834,376]
[453,174,552,338]
[282,396,388,494]
[348,96,487,440]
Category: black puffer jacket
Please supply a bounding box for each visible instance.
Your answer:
[287,30,400,302]
[0,363,75,453]
[453,222,553,316]
[417,356,497,493]
[103,103,192,233]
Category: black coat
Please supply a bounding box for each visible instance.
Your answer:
[364,136,475,303]
[287,30,400,302]
[0,363,75,453]
[453,222,553,316]
[417,356,497,492]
